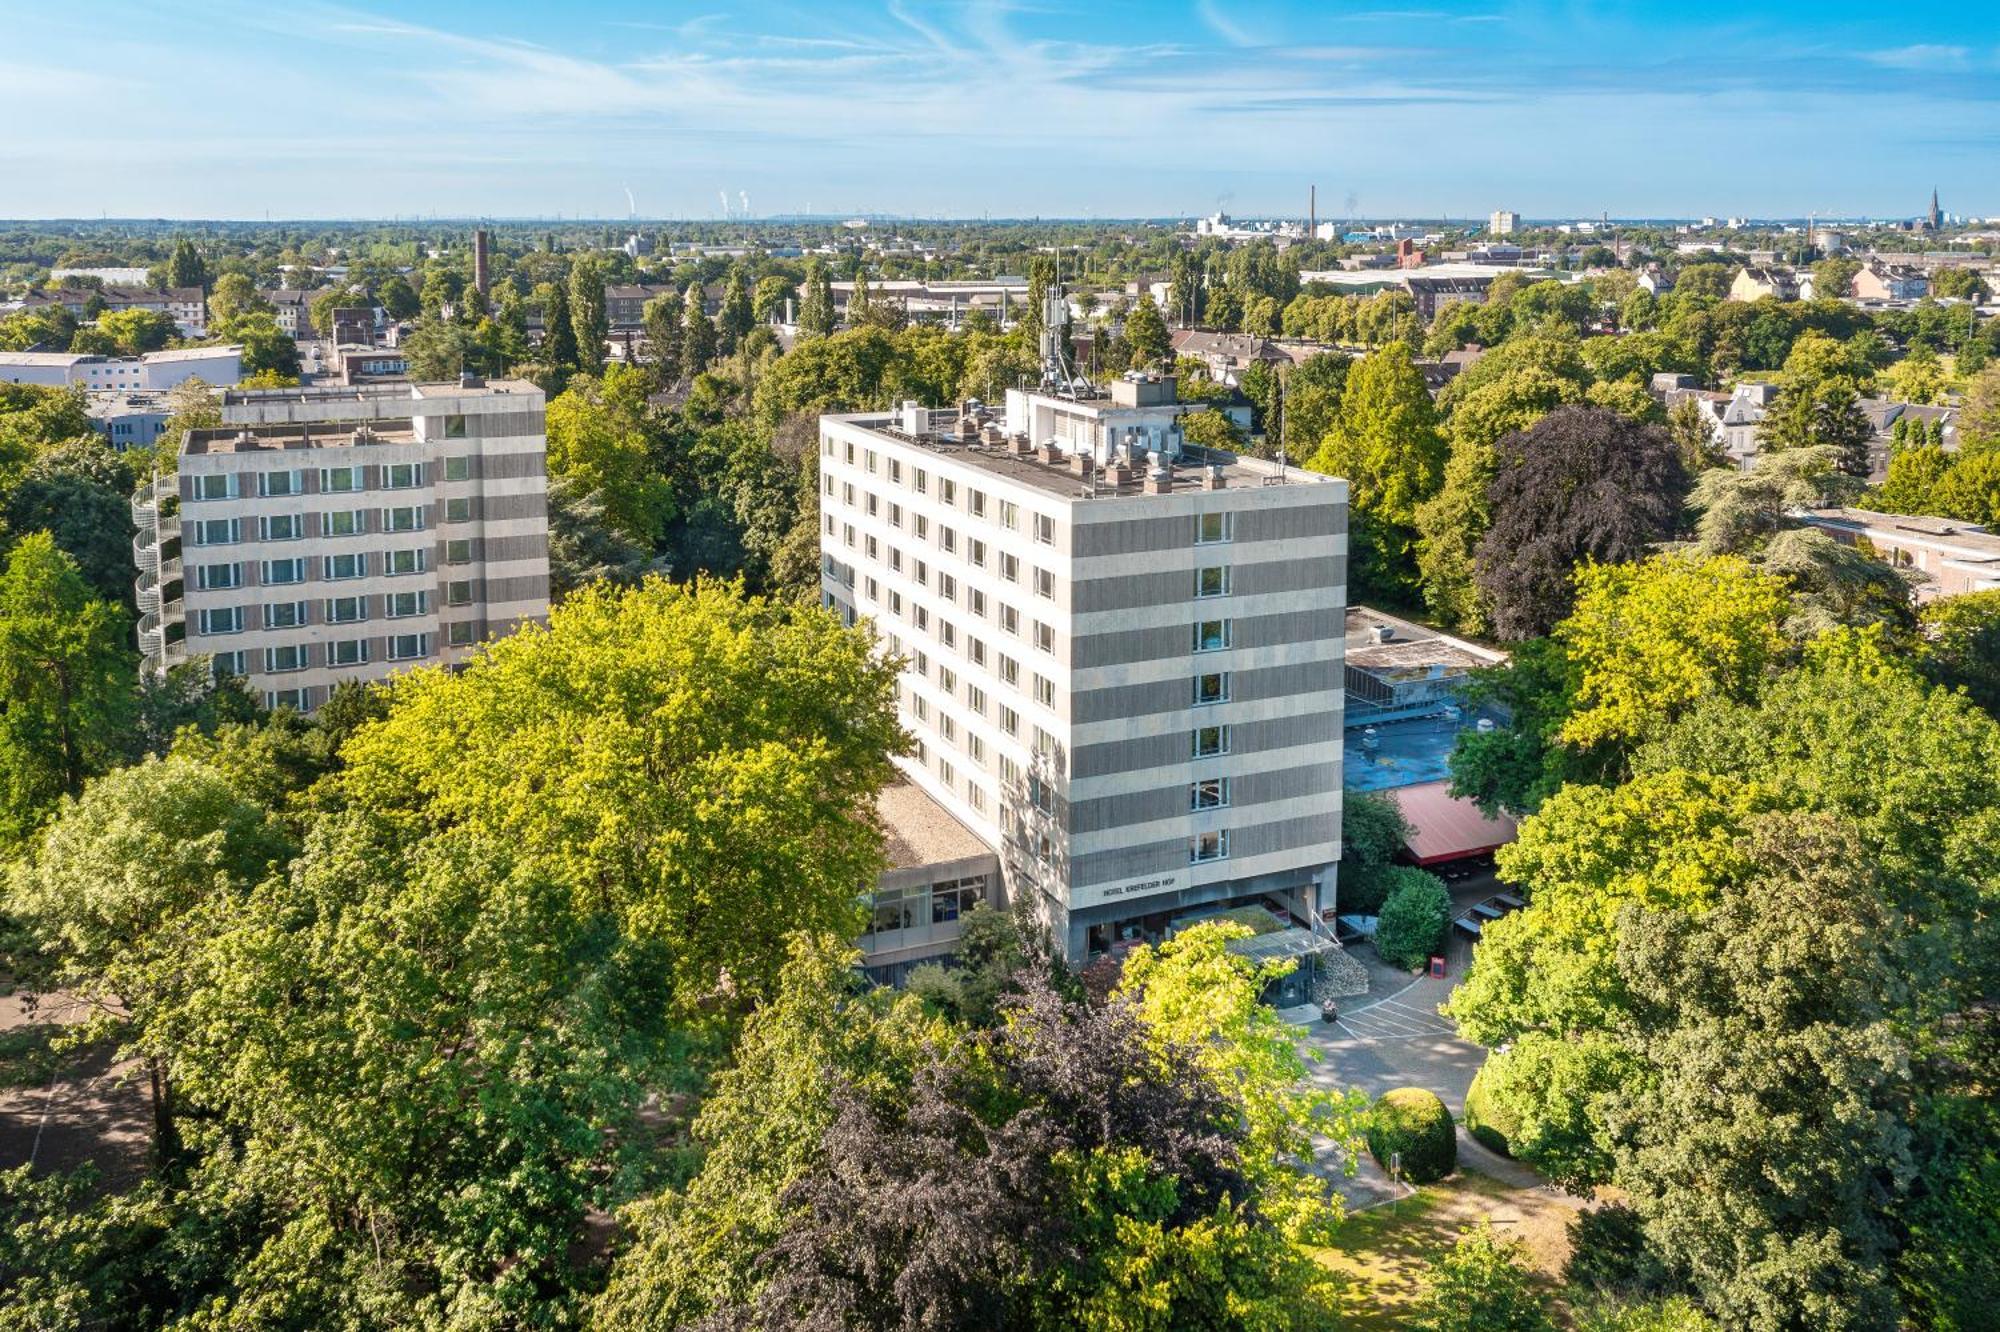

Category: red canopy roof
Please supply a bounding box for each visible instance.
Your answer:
[1390,780,1518,866]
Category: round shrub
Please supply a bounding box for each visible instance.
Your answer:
[1463,1060,1520,1157]
[1365,1086,1457,1183]
[1374,869,1452,970]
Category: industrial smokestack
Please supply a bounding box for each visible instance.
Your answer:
[473,229,490,297]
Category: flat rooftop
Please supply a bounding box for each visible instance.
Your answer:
[186,420,417,456]
[1807,507,2000,558]
[829,412,1328,501]
[877,781,991,870]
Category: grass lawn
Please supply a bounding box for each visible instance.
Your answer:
[1315,1165,1585,1330]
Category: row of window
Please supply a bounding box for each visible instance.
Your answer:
[211,632,434,676]
[827,497,1061,600]
[193,589,459,636]
[186,504,471,545]
[187,457,472,501]
[828,437,1062,546]
[194,549,442,588]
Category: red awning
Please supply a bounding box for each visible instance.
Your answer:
[1389,780,1518,866]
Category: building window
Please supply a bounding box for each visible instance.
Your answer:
[968,589,987,618]
[329,638,368,667]
[322,509,364,537]
[914,514,929,540]
[998,552,1018,582]
[1193,725,1230,757]
[445,497,473,523]
[447,621,478,647]
[939,478,957,507]
[969,638,987,667]
[1034,513,1056,545]
[940,527,956,555]
[212,650,248,676]
[382,505,425,533]
[387,590,429,618]
[967,785,987,813]
[999,706,1019,737]
[324,552,365,580]
[321,466,363,494]
[326,595,366,624]
[446,539,472,565]
[998,499,1018,530]
[385,548,426,576]
[258,470,303,497]
[1033,674,1055,707]
[864,448,877,474]
[195,562,240,590]
[939,621,956,650]
[196,606,243,635]
[968,539,987,569]
[190,474,237,501]
[1193,619,1231,652]
[1194,672,1230,705]
[1196,565,1231,598]
[1033,567,1055,600]
[262,558,305,585]
[443,456,471,481]
[999,655,1020,686]
[446,580,474,607]
[1195,512,1233,544]
[1034,621,1055,654]
[966,685,986,716]
[267,688,306,711]
[265,643,307,673]
[1191,777,1231,811]
[265,601,308,629]
[889,503,902,529]
[888,459,902,484]
[914,468,928,495]
[938,573,957,603]
[938,666,957,696]
[969,490,986,518]
[1190,829,1229,863]
[1000,604,1020,636]
[191,517,240,546]
[388,633,428,661]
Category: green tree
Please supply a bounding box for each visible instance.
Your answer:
[539,278,578,372]
[1930,448,2000,524]
[1374,871,1452,969]
[1411,1222,1556,1332]
[543,365,676,545]
[797,258,836,339]
[682,282,717,377]
[1556,554,1787,750]
[1121,291,1169,369]
[1916,589,2000,715]
[0,534,136,845]
[641,288,684,386]
[1309,341,1445,598]
[3,437,138,606]
[205,271,269,325]
[568,253,608,375]
[7,755,286,1152]
[1664,395,1726,473]
[166,236,207,292]
[1757,332,1874,476]
[717,266,755,355]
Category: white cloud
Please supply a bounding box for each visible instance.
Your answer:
[1864,44,1970,70]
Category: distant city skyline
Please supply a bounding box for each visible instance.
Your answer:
[4,1,1996,221]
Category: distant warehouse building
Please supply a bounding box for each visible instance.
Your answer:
[133,378,551,712]
[0,345,242,391]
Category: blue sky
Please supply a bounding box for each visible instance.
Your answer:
[2,1,1994,220]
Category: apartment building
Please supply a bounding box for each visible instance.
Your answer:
[820,375,1349,967]
[134,378,550,711]
[0,345,242,391]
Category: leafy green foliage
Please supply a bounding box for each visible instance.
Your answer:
[1462,1060,1518,1156]
[0,534,136,847]
[1365,1087,1457,1184]
[1373,870,1451,969]
[1309,341,1445,598]
[1411,1222,1555,1332]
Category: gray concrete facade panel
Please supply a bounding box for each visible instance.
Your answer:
[1071,710,1340,780]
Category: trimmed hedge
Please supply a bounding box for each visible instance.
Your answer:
[1341,862,1441,917]
[1463,1060,1520,1157]
[1374,870,1452,970]
[1365,1086,1457,1183]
